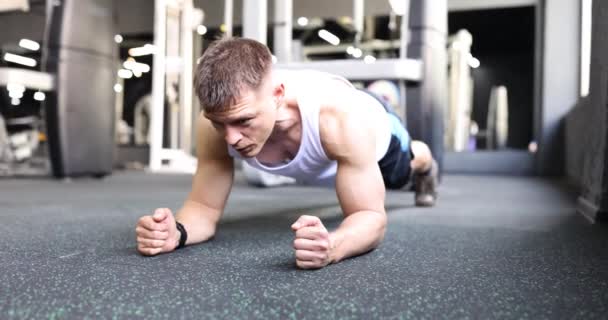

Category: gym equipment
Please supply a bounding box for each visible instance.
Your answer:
[134,95,152,145]
[42,0,117,177]
[243,0,267,44]
[0,68,53,175]
[0,115,10,164]
[465,86,509,151]
[6,129,36,161]
[273,0,447,172]
[404,0,447,171]
[149,0,204,174]
[0,113,47,175]
[238,0,446,186]
[278,59,423,85]
[445,29,509,152]
[486,85,509,149]
[446,29,474,152]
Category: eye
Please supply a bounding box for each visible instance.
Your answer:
[236,118,252,126]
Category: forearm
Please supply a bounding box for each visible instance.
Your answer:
[174,199,221,245]
[329,210,387,263]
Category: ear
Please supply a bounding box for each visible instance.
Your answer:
[272,83,285,109]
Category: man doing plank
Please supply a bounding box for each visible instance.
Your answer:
[135,38,438,269]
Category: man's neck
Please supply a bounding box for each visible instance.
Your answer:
[267,101,300,144]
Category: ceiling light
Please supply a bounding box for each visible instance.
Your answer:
[19,39,40,51]
[123,59,150,73]
[34,91,46,101]
[318,29,340,46]
[297,17,309,27]
[118,69,133,79]
[128,44,157,57]
[468,55,480,68]
[3,53,36,67]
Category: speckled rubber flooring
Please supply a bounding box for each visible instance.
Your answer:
[1,171,607,319]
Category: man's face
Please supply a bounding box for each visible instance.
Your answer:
[204,83,281,158]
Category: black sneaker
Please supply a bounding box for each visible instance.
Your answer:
[414,160,438,207]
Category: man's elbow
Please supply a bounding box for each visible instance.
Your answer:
[371,210,387,248]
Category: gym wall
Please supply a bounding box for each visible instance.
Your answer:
[565,0,608,222]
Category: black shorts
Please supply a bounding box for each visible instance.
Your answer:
[361,90,414,190]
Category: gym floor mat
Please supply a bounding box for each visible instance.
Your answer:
[1,172,607,319]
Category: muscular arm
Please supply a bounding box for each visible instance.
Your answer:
[174,113,234,245]
[320,91,387,263]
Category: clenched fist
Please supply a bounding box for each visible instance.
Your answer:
[291,215,333,269]
[135,208,180,256]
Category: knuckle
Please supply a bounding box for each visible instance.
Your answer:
[295,250,307,260]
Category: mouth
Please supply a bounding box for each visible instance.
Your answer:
[236,145,253,154]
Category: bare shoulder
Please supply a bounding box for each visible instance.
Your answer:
[318,89,375,162]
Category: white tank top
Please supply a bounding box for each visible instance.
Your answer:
[229,69,391,187]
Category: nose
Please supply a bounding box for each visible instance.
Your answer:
[224,125,242,146]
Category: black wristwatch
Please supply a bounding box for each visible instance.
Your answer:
[175,221,188,249]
